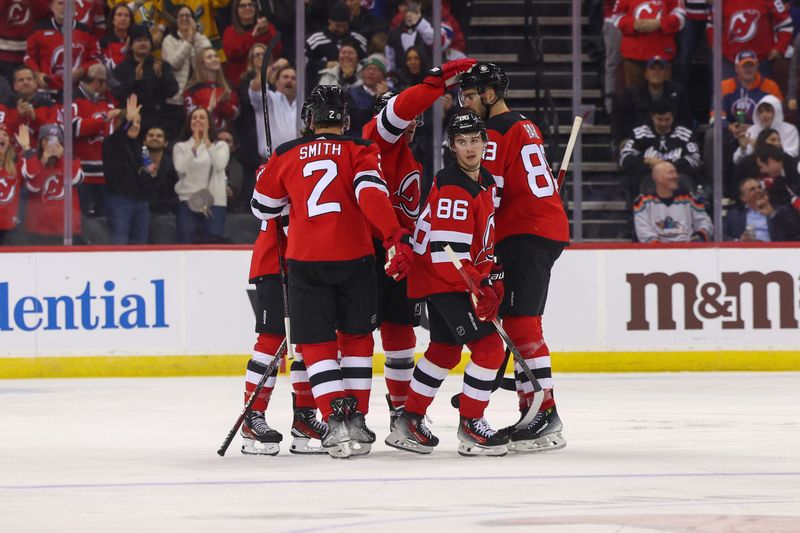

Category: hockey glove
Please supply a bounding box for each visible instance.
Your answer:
[488,261,505,303]
[424,58,478,91]
[384,228,414,280]
[472,279,500,322]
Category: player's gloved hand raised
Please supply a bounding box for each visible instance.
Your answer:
[384,228,414,280]
[425,58,478,91]
[472,279,500,322]
[488,261,504,303]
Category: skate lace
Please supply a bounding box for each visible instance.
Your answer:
[525,408,547,430]
[248,411,271,435]
[473,417,496,438]
[416,415,435,438]
[304,410,328,434]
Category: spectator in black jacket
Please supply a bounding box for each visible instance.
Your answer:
[755,144,800,206]
[724,178,779,241]
[144,125,178,216]
[102,94,155,245]
[111,24,180,134]
[618,57,692,140]
[304,2,367,88]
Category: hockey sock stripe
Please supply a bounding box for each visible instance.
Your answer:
[384,360,414,382]
[462,362,496,402]
[341,357,372,391]
[306,358,345,399]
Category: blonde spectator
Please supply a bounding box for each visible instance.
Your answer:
[184,47,239,132]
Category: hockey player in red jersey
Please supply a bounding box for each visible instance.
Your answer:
[250,85,413,459]
[386,111,510,457]
[460,63,568,452]
[361,57,476,428]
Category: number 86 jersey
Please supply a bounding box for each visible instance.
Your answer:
[483,112,569,244]
[407,164,497,300]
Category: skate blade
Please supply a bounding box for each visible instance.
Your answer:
[241,438,280,456]
[349,441,372,456]
[457,441,508,457]
[289,436,327,455]
[384,433,434,454]
[324,439,353,459]
[509,431,567,453]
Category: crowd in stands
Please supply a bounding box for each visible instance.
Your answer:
[601,0,800,242]
[0,0,798,246]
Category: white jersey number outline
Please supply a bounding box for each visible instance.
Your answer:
[303,159,342,217]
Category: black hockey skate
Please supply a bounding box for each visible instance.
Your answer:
[344,396,375,456]
[322,397,352,458]
[457,416,509,457]
[385,411,439,454]
[241,410,283,456]
[290,394,328,455]
[506,406,566,452]
[386,393,401,431]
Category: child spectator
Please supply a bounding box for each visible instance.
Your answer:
[184,47,239,132]
[633,161,712,242]
[222,0,282,90]
[16,123,83,245]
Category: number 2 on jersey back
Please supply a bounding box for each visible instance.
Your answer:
[521,143,556,198]
[303,159,342,217]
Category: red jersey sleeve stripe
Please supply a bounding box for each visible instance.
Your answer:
[377,97,411,144]
[251,189,287,220]
[354,171,389,201]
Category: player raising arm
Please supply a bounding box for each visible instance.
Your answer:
[250,85,412,459]
[386,112,510,457]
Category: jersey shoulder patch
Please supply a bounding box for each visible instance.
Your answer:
[435,164,487,198]
[486,111,529,136]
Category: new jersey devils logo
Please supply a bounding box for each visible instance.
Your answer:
[475,213,495,266]
[634,0,662,19]
[51,44,87,75]
[729,10,761,43]
[0,176,16,205]
[8,1,30,26]
[395,170,421,219]
[42,175,65,202]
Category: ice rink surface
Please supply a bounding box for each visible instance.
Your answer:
[2,372,799,532]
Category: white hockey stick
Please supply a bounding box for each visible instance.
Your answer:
[555,115,583,192]
[443,245,544,429]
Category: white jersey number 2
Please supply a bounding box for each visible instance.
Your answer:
[521,143,556,198]
[303,159,342,217]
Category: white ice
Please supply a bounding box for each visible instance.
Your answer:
[2,372,800,532]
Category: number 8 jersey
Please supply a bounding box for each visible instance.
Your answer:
[483,112,569,244]
[408,164,497,299]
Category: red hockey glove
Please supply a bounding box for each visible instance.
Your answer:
[472,279,500,322]
[488,261,504,303]
[424,58,478,91]
[384,228,414,280]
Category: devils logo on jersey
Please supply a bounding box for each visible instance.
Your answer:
[395,170,421,219]
[42,174,65,202]
[634,0,662,19]
[729,10,761,43]
[0,176,16,205]
[51,44,87,76]
[474,212,495,266]
[8,0,30,26]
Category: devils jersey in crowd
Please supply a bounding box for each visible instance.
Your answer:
[612,0,686,61]
[21,152,83,235]
[0,0,51,64]
[362,85,444,231]
[74,0,106,38]
[184,82,239,132]
[481,111,569,244]
[0,160,22,231]
[408,164,496,299]
[250,134,400,262]
[72,85,117,185]
[707,0,793,62]
[24,18,101,93]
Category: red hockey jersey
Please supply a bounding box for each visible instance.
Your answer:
[706,0,793,62]
[24,19,101,93]
[21,152,83,235]
[249,161,288,280]
[0,0,50,63]
[74,0,106,38]
[481,111,569,244]
[408,164,496,299]
[0,161,21,230]
[100,34,128,70]
[72,87,117,185]
[0,104,20,140]
[184,82,239,132]
[362,82,446,232]
[250,134,401,262]
[10,97,59,152]
[613,0,685,61]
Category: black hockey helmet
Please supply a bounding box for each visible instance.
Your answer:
[459,62,510,99]
[305,85,349,127]
[373,90,399,116]
[447,110,488,146]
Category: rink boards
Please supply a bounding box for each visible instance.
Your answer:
[1,243,799,377]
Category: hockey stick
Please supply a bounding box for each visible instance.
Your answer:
[555,115,583,192]
[443,245,544,429]
[217,338,288,456]
[258,32,294,359]
[450,348,516,408]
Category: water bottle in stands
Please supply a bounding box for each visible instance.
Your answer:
[694,184,705,205]
[141,145,152,168]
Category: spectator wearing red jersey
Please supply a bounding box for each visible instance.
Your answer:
[16,123,83,244]
[612,0,686,89]
[24,0,102,96]
[161,6,212,142]
[0,0,50,83]
[6,66,57,151]
[0,123,20,244]
[707,0,793,78]
[184,47,239,132]
[73,63,121,217]
[111,24,179,135]
[222,0,282,91]
[101,3,133,71]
